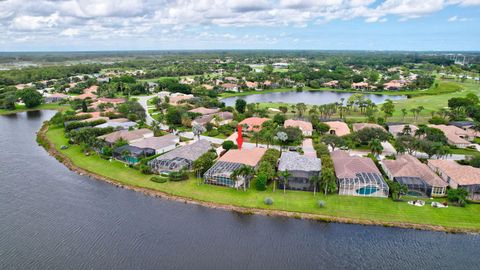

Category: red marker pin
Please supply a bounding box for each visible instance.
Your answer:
[236,124,243,150]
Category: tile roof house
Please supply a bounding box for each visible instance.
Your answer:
[351,82,369,90]
[148,140,212,173]
[192,111,234,126]
[168,94,194,105]
[74,85,98,100]
[388,124,418,137]
[284,119,313,136]
[221,83,239,92]
[130,134,179,154]
[383,80,405,90]
[245,81,258,89]
[97,128,154,145]
[188,107,220,115]
[325,121,351,136]
[204,148,267,188]
[239,117,270,132]
[427,124,473,148]
[278,152,321,191]
[331,150,389,197]
[428,160,480,199]
[323,80,339,88]
[381,154,447,196]
[353,123,387,133]
[95,120,137,130]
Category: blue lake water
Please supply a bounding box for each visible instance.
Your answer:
[0,110,479,270]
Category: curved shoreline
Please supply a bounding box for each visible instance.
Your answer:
[37,122,478,234]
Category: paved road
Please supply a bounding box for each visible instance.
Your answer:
[137,94,169,130]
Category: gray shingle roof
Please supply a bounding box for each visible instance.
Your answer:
[153,139,212,162]
[278,152,321,172]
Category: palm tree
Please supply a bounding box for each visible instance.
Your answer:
[401,108,407,121]
[320,168,335,195]
[251,130,261,147]
[231,165,255,192]
[278,170,291,194]
[309,174,321,196]
[369,139,383,157]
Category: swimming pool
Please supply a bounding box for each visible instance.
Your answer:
[356,186,378,195]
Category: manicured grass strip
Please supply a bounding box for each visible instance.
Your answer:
[46,126,480,231]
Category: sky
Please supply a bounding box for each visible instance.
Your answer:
[0,0,479,52]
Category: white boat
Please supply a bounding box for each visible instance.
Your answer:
[408,200,425,207]
[431,202,448,208]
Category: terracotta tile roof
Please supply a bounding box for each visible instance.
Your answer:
[331,150,381,179]
[169,94,194,105]
[382,154,447,187]
[428,159,480,186]
[239,117,270,132]
[427,124,472,145]
[284,119,313,132]
[188,107,220,115]
[74,85,98,100]
[353,123,386,132]
[98,128,153,144]
[218,148,267,167]
[130,134,179,150]
[325,121,350,136]
[388,124,418,137]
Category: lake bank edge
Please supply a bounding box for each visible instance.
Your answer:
[36,121,480,234]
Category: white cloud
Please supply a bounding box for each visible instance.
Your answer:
[60,28,80,37]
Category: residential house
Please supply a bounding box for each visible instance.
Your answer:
[325,121,350,136]
[95,119,137,130]
[239,117,270,132]
[381,154,447,196]
[351,82,370,90]
[221,83,239,92]
[97,128,154,146]
[188,107,220,115]
[44,93,69,103]
[278,152,321,191]
[323,80,339,88]
[73,85,98,100]
[428,124,473,148]
[148,140,212,173]
[130,134,179,154]
[388,124,418,137]
[245,81,258,90]
[353,123,387,132]
[331,150,389,197]
[204,148,267,188]
[169,94,194,105]
[193,111,234,127]
[113,145,155,164]
[428,160,480,200]
[284,119,313,136]
[383,80,406,90]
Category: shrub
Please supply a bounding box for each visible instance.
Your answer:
[150,176,168,183]
[169,170,189,181]
[264,197,274,205]
[447,188,468,207]
[317,200,326,208]
[222,140,235,150]
[140,164,152,174]
[255,173,268,191]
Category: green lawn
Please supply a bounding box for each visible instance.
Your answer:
[45,126,480,231]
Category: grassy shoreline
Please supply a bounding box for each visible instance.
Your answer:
[39,123,480,233]
[0,103,68,115]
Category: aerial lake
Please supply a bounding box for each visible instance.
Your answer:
[221,90,407,107]
[1,110,479,270]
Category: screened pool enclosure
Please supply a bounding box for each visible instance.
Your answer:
[337,172,389,198]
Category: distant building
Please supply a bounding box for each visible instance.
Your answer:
[44,93,69,103]
[221,83,239,92]
[238,117,270,132]
[284,119,313,136]
[113,145,155,164]
[188,107,220,115]
[388,124,418,137]
[428,124,473,148]
[278,152,321,191]
[352,123,386,133]
[325,121,350,136]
